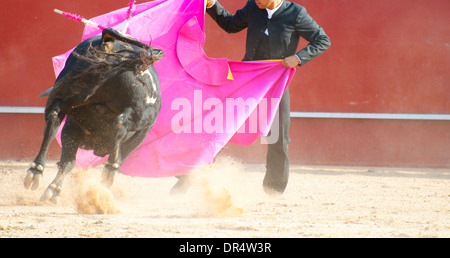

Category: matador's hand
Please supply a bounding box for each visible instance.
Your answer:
[206,0,216,8]
[282,55,301,68]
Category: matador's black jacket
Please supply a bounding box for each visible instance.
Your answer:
[206,0,331,65]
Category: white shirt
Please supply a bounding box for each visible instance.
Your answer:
[266,1,283,19]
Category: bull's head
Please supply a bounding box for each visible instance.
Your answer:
[100,28,159,58]
[96,28,163,71]
[39,28,163,98]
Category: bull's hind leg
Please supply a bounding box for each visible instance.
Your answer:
[24,100,64,190]
[40,119,80,204]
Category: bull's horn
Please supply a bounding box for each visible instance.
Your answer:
[38,87,53,98]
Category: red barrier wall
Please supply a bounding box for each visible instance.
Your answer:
[1,0,449,167]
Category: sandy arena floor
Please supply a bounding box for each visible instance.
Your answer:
[0,157,448,238]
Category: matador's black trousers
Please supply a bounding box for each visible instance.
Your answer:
[263,87,290,193]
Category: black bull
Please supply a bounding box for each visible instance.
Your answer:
[24,28,163,203]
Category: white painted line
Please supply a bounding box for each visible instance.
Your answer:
[0,106,45,114]
[1,107,449,121]
[290,112,450,121]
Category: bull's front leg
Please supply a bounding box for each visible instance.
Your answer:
[24,101,64,191]
[102,154,121,188]
[101,108,132,187]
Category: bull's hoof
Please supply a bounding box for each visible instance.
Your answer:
[170,175,195,195]
[102,170,117,188]
[40,184,61,204]
[23,163,44,190]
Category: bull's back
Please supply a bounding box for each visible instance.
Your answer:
[56,36,102,83]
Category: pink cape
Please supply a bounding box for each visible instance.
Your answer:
[52,0,296,177]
